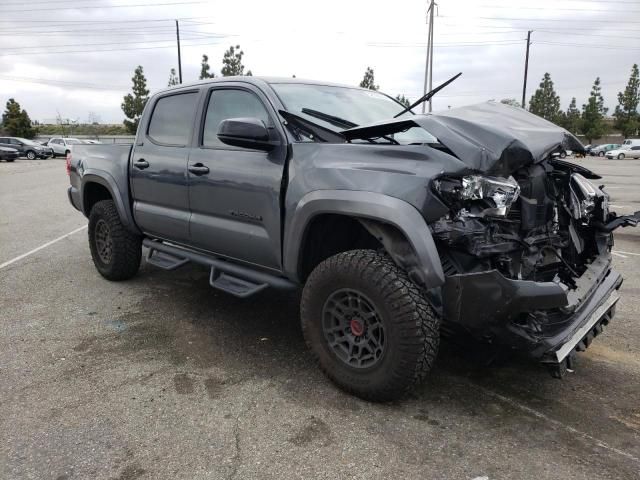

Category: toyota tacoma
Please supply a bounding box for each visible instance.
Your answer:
[67,76,639,401]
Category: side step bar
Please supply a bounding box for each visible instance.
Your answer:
[143,239,298,298]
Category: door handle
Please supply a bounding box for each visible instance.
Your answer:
[188,163,210,175]
[134,159,149,170]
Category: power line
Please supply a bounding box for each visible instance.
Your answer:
[0,34,231,51]
[0,38,233,57]
[452,4,640,12]
[535,41,640,50]
[0,75,128,91]
[440,15,640,25]
[4,1,204,13]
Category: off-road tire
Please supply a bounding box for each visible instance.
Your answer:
[301,249,440,402]
[88,200,141,281]
[26,150,36,160]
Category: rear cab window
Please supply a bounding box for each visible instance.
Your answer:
[147,92,199,146]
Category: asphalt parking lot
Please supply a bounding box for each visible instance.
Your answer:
[1,156,639,480]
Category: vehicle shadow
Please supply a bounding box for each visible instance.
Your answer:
[106,263,637,409]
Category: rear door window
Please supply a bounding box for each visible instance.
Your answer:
[147,92,198,146]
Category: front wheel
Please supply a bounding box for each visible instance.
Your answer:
[301,250,440,402]
[618,153,625,160]
[88,200,141,281]
[560,151,567,158]
[599,151,605,157]
[26,150,36,160]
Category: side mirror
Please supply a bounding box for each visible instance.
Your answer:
[217,117,277,151]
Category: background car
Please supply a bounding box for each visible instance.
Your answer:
[606,146,640,160]
[584,144,597,155]
[82,139,102,144]
[591,144,621,156]
[47,137,84,157]
[0,146,19,162]
[0,137,53,159]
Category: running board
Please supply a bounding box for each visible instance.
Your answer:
[143,239,297,297]
[146,248,190,270]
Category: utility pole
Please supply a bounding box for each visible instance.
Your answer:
[422,0,436,113]
[176,19,183,84]
[521,30,532,109]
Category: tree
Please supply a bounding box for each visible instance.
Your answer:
[199,55,214,79]
[582,77,609,143]
[168,68,179,86]
[2,99,37,138]
[528,73,562,123]
[614,64,639,138]
[359,67,378,90]
[221,45,250,76]
[121,65,149,135]
[395,94,411,108]
[500,98,521,108]
[562,97,581,134]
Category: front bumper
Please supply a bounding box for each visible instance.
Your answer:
[443,253,622,363]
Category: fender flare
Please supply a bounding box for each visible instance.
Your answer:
[283,190,445,288]
[80,171,138,232]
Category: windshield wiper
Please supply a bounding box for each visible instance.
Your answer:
[301,108,358,129]
[279,110,346,143]
[394,72,462,118]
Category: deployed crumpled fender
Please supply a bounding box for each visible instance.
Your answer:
[342,102,585,177]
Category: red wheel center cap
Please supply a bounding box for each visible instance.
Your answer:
[350,318,365,336]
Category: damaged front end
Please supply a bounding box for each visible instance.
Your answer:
[342,102,639,375]
[431,158,638,375]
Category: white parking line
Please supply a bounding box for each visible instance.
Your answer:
[615,250,640,257]
[476,385,640,465]
[0,225,87,270]
[612,252,629,259]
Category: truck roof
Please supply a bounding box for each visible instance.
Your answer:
[154,76,372,96]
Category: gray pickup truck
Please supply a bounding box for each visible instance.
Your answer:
[68,76,639,401]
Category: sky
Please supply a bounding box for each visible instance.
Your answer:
[0,0,638,124]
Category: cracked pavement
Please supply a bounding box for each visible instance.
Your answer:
[1,157,640,479]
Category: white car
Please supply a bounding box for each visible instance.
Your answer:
[605,146,640,159]
[47,137,84,157]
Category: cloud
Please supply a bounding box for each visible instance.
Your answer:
[0,0,636,122]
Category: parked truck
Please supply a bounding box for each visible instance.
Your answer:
[67,76,639,401]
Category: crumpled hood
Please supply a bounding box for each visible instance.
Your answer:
[342,101,585,176]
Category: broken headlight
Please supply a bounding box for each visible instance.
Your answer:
[569,173,597,220]
[435,175,520,217]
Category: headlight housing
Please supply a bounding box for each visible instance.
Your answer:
[435,175,520,217]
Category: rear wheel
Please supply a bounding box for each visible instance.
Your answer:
[26,150,36,160]
[618,153,625,160]
[560,151,567,158]
[88,200,141,280]
[301,249,440,402]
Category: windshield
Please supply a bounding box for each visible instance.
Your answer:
[270,83,437,145]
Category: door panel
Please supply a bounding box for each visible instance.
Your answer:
[188,87,286,270]
[130,91,199,243]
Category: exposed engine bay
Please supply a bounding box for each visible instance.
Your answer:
[431,158,616,287]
